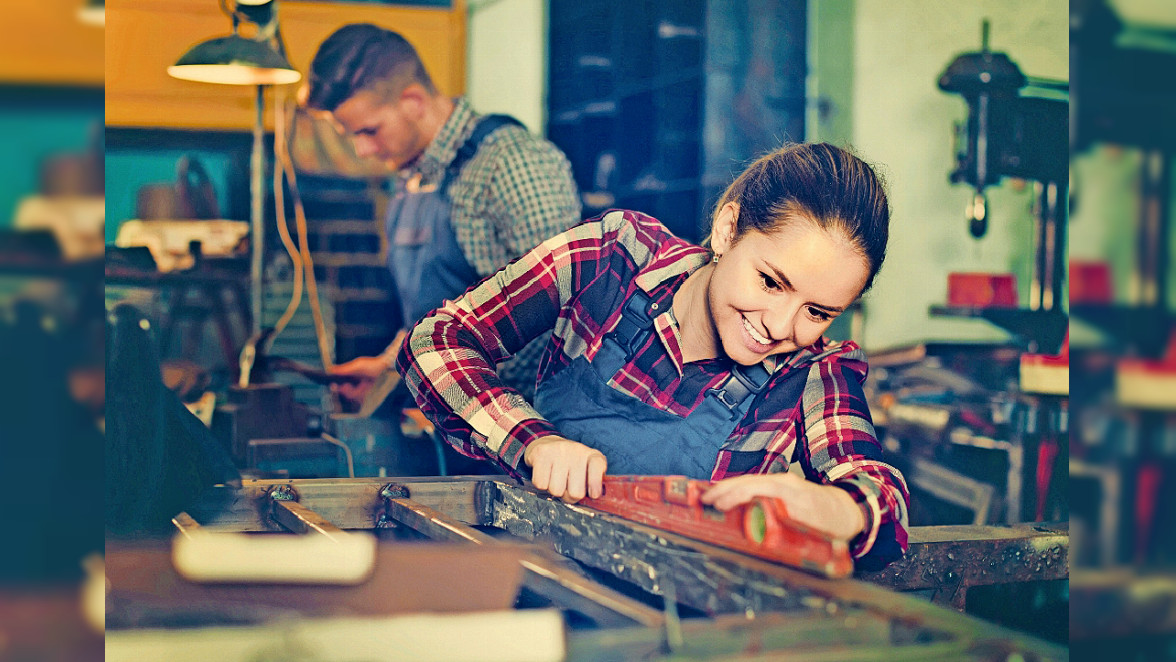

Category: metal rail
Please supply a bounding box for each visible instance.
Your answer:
[380,487,665,628]
[182,476,1068,661]
[266,484,347,540]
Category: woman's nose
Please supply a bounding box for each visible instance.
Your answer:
[763,300,799,342]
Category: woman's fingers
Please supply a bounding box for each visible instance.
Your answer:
[563,455,587,502]
[531,454,552,491]
[523,437,608,502]
[704,484,752,511]
[701,473,797,511]
[546,463,569,499]
[586,452,607,499]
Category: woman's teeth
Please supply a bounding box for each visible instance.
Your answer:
[742,317,772,346]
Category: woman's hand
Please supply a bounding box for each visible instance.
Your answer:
[327,355,390,405]
[524,435,608,503]
[700,472,866,541]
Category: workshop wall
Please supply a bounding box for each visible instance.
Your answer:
[1070,144,1176,317]
[842,0,1069,351]
[466,0,547,133]
[471,0,1071,350]
[807,0,855,148]
[104,149,237,242]
[0,100,102,227]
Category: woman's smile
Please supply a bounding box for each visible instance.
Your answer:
[741,315,776,350]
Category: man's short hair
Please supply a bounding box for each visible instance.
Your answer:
[306,23,437,112]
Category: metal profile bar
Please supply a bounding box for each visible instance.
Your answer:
[568,615,972,662]
[271,499,347,539]
[171,511,202,539]
[190,476,487,531]
[517,554,665,629]
[487,480,1067,660]
[382,494,664,629]
[908,457,995,526]
[168,476,1065,659]
[857,522,1068,595]
[382,496,496,545]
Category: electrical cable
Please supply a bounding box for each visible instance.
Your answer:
[266,87,305,345]
[320,432,356,478]
[274,96,334,370]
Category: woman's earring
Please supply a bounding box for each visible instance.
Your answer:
[712,254,721,264]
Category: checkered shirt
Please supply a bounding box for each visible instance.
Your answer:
[397,210,909,564]
[392,97,581,395]
[406,97,581,278]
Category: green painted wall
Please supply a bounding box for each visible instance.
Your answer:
[0,107,101,227]
[807,0,855,146]
[815,0,1069,350]
[103,150,235,243]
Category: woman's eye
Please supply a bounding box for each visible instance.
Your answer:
[760,273,779,290]
[807,306,832,322]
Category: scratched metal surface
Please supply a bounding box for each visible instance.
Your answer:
[182,476,1067,661]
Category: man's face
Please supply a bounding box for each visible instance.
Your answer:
[331,88,425,170]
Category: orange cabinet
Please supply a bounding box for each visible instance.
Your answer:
[105,0,466,130]
[0,0,104,86]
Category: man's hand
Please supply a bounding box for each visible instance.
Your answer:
[328,355,390,406]
[524,435,607,503]
[700,472,866,542]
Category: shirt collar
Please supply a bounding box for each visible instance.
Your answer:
[405,96,477,184]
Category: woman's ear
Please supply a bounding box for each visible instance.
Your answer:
[710,202,739,255]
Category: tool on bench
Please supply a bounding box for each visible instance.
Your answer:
[236,325,363,386]
[263,355,363,386]
[579,475,853,579]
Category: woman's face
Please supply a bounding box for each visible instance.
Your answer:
[707,203,870,365]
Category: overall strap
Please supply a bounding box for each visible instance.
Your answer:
[439,114,525,194]
[706,362,772,420]
[607,289,655,359]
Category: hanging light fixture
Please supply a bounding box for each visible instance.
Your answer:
[167,0,301,342]
[168,0,300,86]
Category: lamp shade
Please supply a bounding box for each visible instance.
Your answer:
[78,0,105,26]
[168,34,301,85]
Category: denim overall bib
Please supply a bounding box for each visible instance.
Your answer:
[533,290,777,479]
[386,115,523,326]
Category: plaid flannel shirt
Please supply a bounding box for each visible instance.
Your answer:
[398,210,909,563]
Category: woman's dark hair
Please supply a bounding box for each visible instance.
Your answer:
[713,142,891,292]
[306,23,436,112]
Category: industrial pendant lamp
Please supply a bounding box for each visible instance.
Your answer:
[167,0,301,340]
[168,0,300,85]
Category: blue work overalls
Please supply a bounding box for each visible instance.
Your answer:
[386,115,523,326]
[533,290,777,479]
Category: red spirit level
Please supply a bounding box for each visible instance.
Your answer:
[580,475,853,579]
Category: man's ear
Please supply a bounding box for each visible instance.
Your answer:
[396,83,429,118]
[710,202,739,254]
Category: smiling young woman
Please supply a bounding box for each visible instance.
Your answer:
[398,142,909,571]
